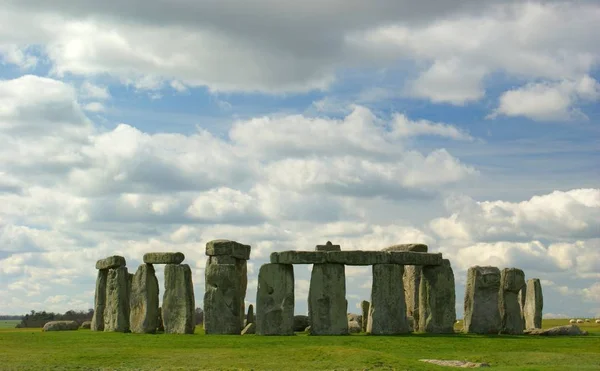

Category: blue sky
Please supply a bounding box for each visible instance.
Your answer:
[0,0,599,320]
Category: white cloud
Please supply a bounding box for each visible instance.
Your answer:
[80,82,110,100]
[391,113,474,141]
[83,102,105,112]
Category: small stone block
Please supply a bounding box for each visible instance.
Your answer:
[270,251,327,264]
[206,239,251,260]
[143,252,185,264]
[95,255,126,270]
[316,241,341,252]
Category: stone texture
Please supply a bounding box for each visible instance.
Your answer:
[206,239,251,260]
[404,265,423,332]
[419,259,456,334]
[104,266,130,332]
[308,263,348,335]
[518,285,527,325]
[499,268,526,334]
[157,307,164,332]
[347,313,362,327]
[204,262,244,335]
[388,252,442,266]
[525,325,587,336]
[270,250,442,265]
[129,264,160,334]
[246,304,255,324]
[236,259,248,330]
[293,315,309,332]
[80,321,91,329]
[316,241,341,252]
[95,255,126,270]
[256,263,295,335]
[208,255,237,265]
[270,251,327,264]
[143,252,185,265]
[43,321,79,331]
[348,320,361,333]
[241,322,256,335]
[360,300,370,333]
[326,251,389,265]
[91,269,108,331]
[383,244,428,253]
[463,266,501,335]
[163,264,195,334]
[524,278,543,329]
[368,264,409,335]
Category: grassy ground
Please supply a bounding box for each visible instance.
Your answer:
[0,319,20,328]
[0,319,598,370]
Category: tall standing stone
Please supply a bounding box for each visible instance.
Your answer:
[367,264,409,335]
[256,263,295,335]
[463,266,501,334]
[524,278,543,329]
[499,268,526,334]
[360,300,370,333]
[130,264,160,334]
[419,259,456,333]
[104,266,130,332]
[204,261,244,334]
[518,285,527,325]
[163,264,195,334]
[236,259,248,329]
[91,269,108,331]
[308,263,348,335]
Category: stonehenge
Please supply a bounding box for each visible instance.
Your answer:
[419,259,456,333]
[367,264,409,335]
[256,263,295,335]
[499,268,526,334]
[360,300,370,333]
[463,266,502,334]
[309,263,348,335]
[524,278,543,329]
[129,264,159,334]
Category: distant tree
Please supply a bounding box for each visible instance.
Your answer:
[195,307,203,325]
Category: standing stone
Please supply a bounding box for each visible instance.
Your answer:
[129,264,160,334]
[91,269,108,331]
[368,264,409,335]
[163,264,195,334]
[256,263,295,335]
[360,300,370,333]
[204,262,243,334]
[524,278,543,329]
[246,304,255,325]
[308,263,348,335]
[104,266,130,332]
[518,285,527,325]
[499,268,526,334]
[463,266,501,334]
[419,259,456,334]
[236,259,248,329]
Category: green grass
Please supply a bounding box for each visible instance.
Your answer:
[0,319,20,328]
[0,319,598,370]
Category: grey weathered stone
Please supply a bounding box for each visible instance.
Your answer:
[348,320,361,333]
[327,251,389,265]
[347,313,362,327]
[241,322,256,335]
[368,264,409,335]
[206,239,251,260]
[499,268,526,334]
[293,315,309,332]
[360,300,370,333]
[419,259,456,333]
[208,255,237,265]
[129,264,160,334]
[80,321,91,329]
[407,316,415,331]
[157,307,164,332]
[256,263,295,335]
[404,265,423,332]
[163,264,195,334]
[237,259,248,329]
[143,252,185,265]
[383,243,428,253]
[43,321,79,331]
[525,324,587,336]
[246,304,255,324]
[518,285,527,324]
[309,263,348,335]
[524,278,543,329]
[270,250,442,266]
[463,266,501,334]
[95,255,126,270]
[204,262,243,335]
[315,241,341,252]
[270,251,327,264]
[388,252,442,266]
[91,269,108,331]
[104,266,130,332]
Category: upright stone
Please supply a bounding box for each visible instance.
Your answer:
[499,268,526,334]
[256,263,295,335]
[463,266,501,334]
[236,259,248,329]
[104,266,130,332]
[419,259,456,333]
[367,264,409,335]
[360,300,370,333]
[204,262,243,334]
[91,269,108,331]
[518,285,527,325]
[163,264,195,334]
[246,304,255,325]
[308,263,348,335]
[524,278,543,329]
[130,264,160,334]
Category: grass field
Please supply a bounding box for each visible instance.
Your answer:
[0,319,598,370]
[0,319,20,329]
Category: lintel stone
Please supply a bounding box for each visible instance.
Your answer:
[383,243,428,253]
[96,256,126,270]
[143,252,185,265]
[270,250,442,266]
[206,239,251,260]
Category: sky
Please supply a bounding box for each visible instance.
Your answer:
[0,0,599,319]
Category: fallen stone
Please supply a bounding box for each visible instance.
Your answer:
[256,263,295,335]
[463,266,501,334]
[524,278,543,330]
[316,241,341,252]
[293,315,310,332]
[383,243,428,253]
[348,320,361,333]
[95,255,126,270]
[80,321,91,329]
[204,263,244,335]
[368,264,409,335]
[104,266,130,332]
[42,321,79,331]
[143,252,185,265]
[360,300,370,333]
[499,268,526,334]
[241,322,256,335]
[419,359,490,368]
[309,263,348,335]
[419,259,456,333]
[163,264,195,334]
[91,269,108,331]
[525,325,588,336]
[206,239,251,260]
[246,304,255,324]
[129,264,160,334]
[404,265,422,332]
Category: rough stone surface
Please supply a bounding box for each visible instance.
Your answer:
[347,313,362,327]
[420,359,490,368]
[91,269,108,331]
[241,322,256,335]
[360,300,370,333]
[143,252,185,265]
[407,316,415,332]
[316,241,341,252]
[256,263,295,335]
[208,255,237,265]
[204,262,244,334]
[368,264,409,335]
[388,252,442,266]
[163,264,195,334]
[309,263,348,335]
[129,264,160,334]
[518,285,527,324]
[293,315,310,332]
[499,268,526,334]
[270,251,327,264]
[95,255,126,270]
[404,265,423,332]
[419,259,456,333]
[206,239,251,260]
[43,321,79,331]
[246,304,255,324]
[524,278,543,329]
[157,307,164,332]
[348,320,361,333]
[326,251,389,265]
[270,250,442,266]
[80,321,91,329]
[383,244,428,253]
[525,325,587,336]
[463,266,501,335]
[236,259,248,330]
[104,266,130,332]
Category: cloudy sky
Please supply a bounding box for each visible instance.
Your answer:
[1,0,599,319]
